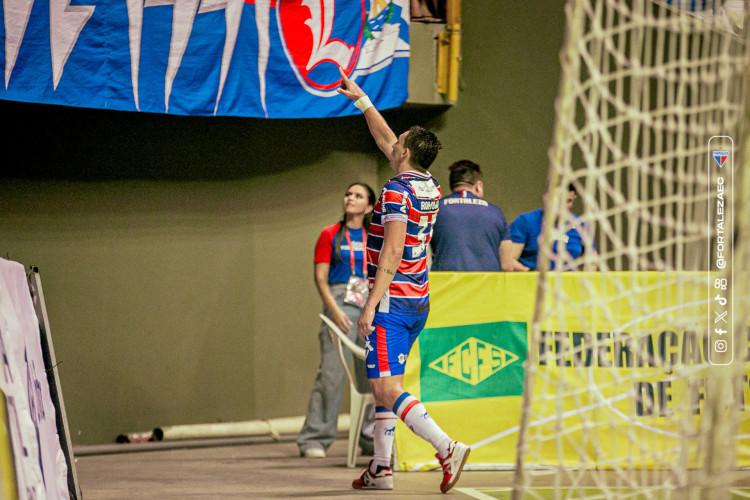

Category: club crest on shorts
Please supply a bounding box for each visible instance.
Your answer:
[277,0,365,92]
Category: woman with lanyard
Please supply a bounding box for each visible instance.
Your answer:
[298,182,377,459]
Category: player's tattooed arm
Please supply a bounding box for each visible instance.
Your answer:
[358,221,406,339]
[377,266,396,276]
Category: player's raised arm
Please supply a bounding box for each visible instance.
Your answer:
[337,67,398,160]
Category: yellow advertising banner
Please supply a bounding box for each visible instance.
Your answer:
[1,391,19,500]
[394,272,750,471]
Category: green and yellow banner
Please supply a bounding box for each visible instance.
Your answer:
[394,272,750,471]
[396,272,537,470]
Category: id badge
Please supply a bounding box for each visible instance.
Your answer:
[344,275,369,308]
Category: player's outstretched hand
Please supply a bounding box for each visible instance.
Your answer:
[337,66,365,101]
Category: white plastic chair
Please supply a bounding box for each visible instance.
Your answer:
[319,313,375,468]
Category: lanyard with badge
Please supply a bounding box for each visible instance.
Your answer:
[343,228,369,308]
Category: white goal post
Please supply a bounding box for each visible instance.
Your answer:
[512,1,750,498]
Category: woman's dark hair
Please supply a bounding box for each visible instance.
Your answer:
[334,182,376,263]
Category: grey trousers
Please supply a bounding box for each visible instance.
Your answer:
[297,284,375,453]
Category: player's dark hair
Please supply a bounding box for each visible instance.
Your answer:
[568,183,577,194]
[404,125,441,170]
[335,182,376,264]
[448,160,483,190]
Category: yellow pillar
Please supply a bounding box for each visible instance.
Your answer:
[436,0,461,102]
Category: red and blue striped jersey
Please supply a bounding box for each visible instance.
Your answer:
[367,171,442,315]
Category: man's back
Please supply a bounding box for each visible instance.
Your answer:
[430,190,510,272]
[367,170,442,315]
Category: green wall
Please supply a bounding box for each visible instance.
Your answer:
[0,0,566,445]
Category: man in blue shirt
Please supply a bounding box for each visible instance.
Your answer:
[430,160,513,272]
[508,184,596,271]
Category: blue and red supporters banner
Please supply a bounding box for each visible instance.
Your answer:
[0,0,410,118]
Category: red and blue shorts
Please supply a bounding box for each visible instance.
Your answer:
[365,311,428,379]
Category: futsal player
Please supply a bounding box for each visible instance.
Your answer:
[336,67,471,494]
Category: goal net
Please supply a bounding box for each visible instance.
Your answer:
[512,0,750,498]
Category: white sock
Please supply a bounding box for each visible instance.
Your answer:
[392,392,452,457]
[372,406,396,471]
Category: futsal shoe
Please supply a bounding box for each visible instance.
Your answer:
[351,460,393,490]
[437,441,470,493]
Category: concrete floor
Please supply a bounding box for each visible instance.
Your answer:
[73,435,511,499]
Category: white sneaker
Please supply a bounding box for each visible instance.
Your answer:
[302,448,325,458]
[437,441,470,493]
[351,460,393,490]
